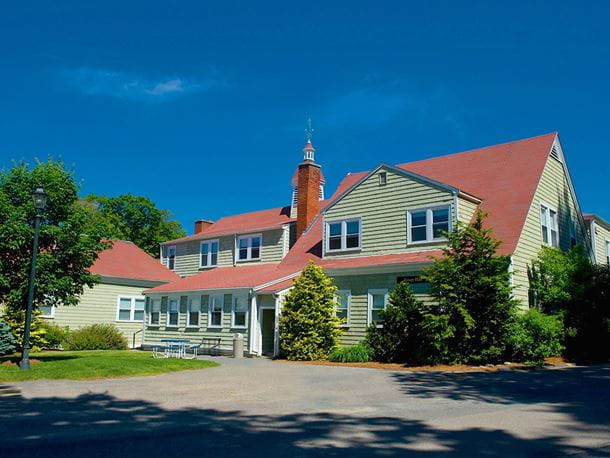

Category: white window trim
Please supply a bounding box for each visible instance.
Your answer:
[39,304,56,319]
[149,298,161,326]
[236,233,262,262]
[406,205,452,245]
[367,289,388,328]
[540,202,559,247]
[166,296,180,328]
[606,239,610,266]
[186,296,201,328]
[116,295,146,322]
[325,217,362,253]
[199,239,220,268]
[165,245,176,271]
[208,295,224,329]
[335,290,351,327]
[231,295,249,329]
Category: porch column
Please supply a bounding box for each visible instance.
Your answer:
[273,294,280,357]
[249,294,259,355]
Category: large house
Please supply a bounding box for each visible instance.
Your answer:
[41,240,179,347]
[143,132,608,356]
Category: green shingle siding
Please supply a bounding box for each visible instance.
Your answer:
[324,167,455,258]
[42,282,146,348]
[329,272,433,346]
[512,156,585,306]
[168,229,286,277]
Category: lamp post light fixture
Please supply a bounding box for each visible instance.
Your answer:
[20,186,47,370]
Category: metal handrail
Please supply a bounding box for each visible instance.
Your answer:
[132,328,143,349]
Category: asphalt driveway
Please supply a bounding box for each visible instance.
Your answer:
[1,356,609,457]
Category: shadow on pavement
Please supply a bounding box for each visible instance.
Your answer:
[391,364,610,431]
[1,367,610,458]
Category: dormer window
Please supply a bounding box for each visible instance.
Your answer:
[326,218,361,252]
[407,206,451,244]
[165,246,176,270]
[237,234,262,261]
[200,240,219,268]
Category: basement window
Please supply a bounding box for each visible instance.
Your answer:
[326,218,361,252]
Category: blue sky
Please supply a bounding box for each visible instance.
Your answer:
[1,1,609,232]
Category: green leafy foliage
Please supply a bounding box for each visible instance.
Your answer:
[84,194,186,257]
[507,309,564,365]
[1,309,48,351]
[0,159,108,340]
[279,262,343,360]
[39,321,70,350]
[529,246,610,362]
[328,343,372,362]
[0,320,17,356]
[528,246,590,312]
[63,324,128,351]
[421,210,519,364]
[365,281,428,363]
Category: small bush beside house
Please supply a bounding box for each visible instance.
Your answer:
[279,262,343,361]
[365,281,428,364]
[328,343,372,363]
[506,309,564,365]
[63,324,128,351]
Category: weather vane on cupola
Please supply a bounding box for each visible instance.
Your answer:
[303,117,316,161]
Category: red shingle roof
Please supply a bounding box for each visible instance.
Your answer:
[91,241,180,283]
[398,132,556,255]
[149,132,558,293]
[162,206,294,245]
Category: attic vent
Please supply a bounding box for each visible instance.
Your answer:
[550,145,561,162]
[379,172,387,186]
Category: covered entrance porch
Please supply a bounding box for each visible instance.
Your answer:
[248,293,282,357]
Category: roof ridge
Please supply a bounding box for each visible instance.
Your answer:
[400,132,557,166]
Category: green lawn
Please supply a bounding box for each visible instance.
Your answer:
[0,350,219,381]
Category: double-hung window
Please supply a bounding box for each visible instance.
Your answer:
[326,218,361,252]
[149,298,161,325]
[606,240,610,266]
[335,290,351,326]
[200,240,219,267]
[167,298,179,327]
[232,296,248,328]
[237,234,261,261]
[540,204,559,247]
[166,246,176,270]
[187,297,200,327]
[368,289,388,327]
[39,296,55,318]
[407,206,451,244]
[116,296,145,322]
[209,296,223,328]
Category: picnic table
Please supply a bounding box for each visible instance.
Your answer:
[153,339,192,359]
[152,337,223,359]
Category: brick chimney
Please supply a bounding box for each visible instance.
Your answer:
[194,219,214,234]
[296,140,322,239]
